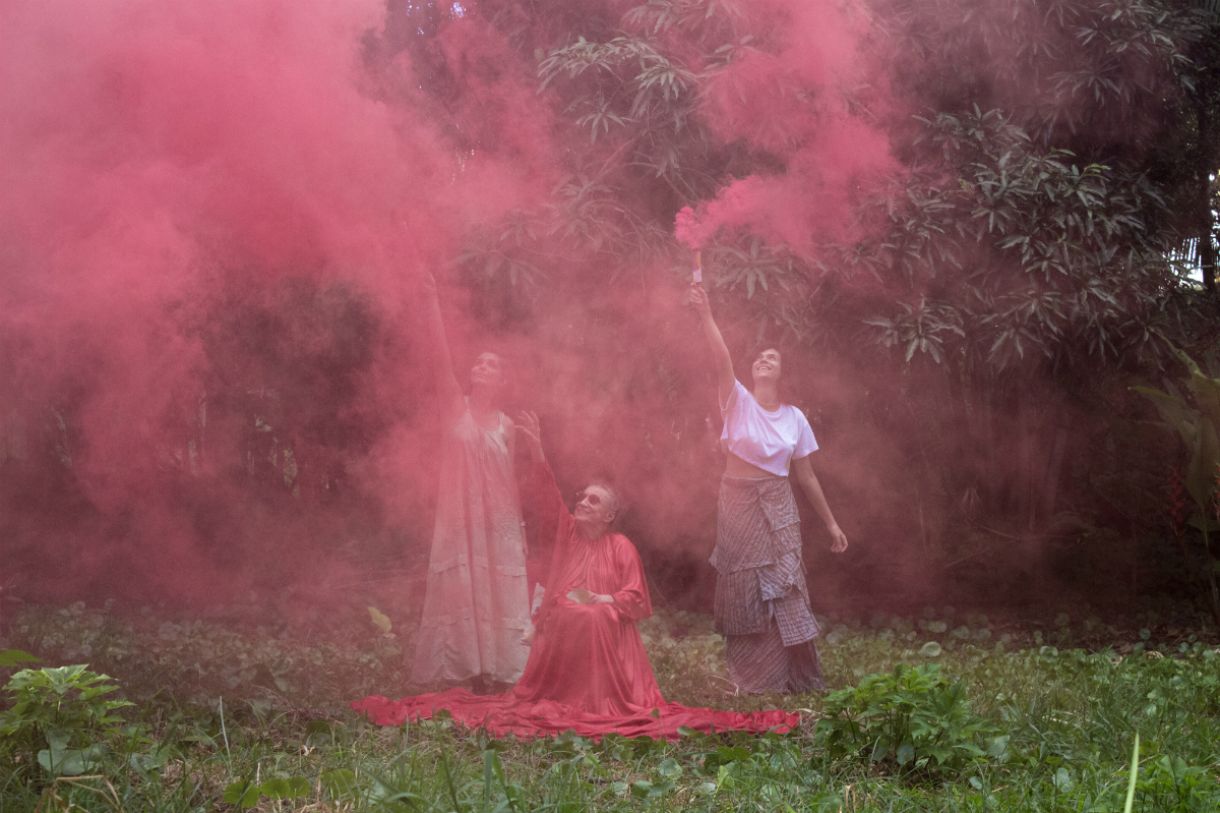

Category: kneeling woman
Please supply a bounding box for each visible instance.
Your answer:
[508,411,662,717]
[688,280,848,694]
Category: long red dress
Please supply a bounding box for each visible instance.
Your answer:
[353,463,799,740]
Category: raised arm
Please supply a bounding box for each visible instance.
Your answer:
[687,283,736,406]
[515,411,572,533]
[421,272,464,417]
[791,454,848,552]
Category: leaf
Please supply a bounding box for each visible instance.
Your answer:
[222,780,263,809]
[367,606,392,635]
[321,768,358,798]
[39,743,107,777]
[260,776,310,800]
[1131,386,1198,448]
[0,649,40,667]
[1186,512,1220,533]
[1184,418,1220,514]
[630,779,654,798]
[656,756,683,780]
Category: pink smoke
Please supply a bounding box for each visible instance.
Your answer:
[0,0,557,602]
[677,0,899,253]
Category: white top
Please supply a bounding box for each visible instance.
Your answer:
[720,380,818,476]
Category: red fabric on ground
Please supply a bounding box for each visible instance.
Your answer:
[353,462,799,740]
[351,689,799,740]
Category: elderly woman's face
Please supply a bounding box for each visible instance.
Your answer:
[751,348,782,384]
[470,352,505,389]
[574,484,616,526]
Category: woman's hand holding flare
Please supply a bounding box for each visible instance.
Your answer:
[686,281,712,318]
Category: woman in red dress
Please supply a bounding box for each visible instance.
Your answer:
[508,410,663,717]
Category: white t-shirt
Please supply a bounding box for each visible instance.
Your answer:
[720,380,818,477]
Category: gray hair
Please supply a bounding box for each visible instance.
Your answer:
[586,480,623,523]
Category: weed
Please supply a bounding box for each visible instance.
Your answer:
[2,604,1217,811]
[0,664,135,778]
[814,663,998,778]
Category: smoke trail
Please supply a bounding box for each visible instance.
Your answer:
[675,0,899,253]
[0,0,557,604]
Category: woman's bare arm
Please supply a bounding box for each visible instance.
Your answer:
[791,454,848,552]
[687,283,736,406]
[421,273,463,417]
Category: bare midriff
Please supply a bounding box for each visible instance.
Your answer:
[723,452,780,479]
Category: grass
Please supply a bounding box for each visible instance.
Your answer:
[1,601,1218,812]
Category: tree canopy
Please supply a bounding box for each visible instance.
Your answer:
[2,0,1218,614]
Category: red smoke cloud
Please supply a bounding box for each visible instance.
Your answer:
[0,0,557,604]
[675,0,898,253]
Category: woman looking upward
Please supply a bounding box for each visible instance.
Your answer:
[410,273,531,693]
[688,278,848,694]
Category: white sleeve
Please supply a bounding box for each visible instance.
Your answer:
[719,379,749,415]
[792,409,819,458]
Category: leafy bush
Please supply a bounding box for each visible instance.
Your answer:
[1132,753,1220,813]
[814,663,999,778]
[0,664,134,777]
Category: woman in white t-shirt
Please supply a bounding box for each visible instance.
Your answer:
[688,282,848,694]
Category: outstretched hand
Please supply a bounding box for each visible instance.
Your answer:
[686,283,711,317]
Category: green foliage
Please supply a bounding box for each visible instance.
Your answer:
[0,648,40,667]
[1124,733,1140,813]
[1135,345,1220,522]
[1135,344,1220,623]
[863,107,1172,374]
[3,603,1220,811]
[1136,752,1220,812]
[222,775,311,809]
[0,664,134,777]
[878,0,1207,150]
[815,663,998,778]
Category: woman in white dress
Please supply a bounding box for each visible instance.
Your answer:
[409,274,531,693]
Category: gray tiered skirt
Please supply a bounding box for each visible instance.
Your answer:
[710,475,824,694]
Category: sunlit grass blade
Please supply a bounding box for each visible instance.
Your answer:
[1122,732,1139,813]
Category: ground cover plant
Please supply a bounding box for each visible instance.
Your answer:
[1,602,1217,812]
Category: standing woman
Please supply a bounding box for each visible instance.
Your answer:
[688,281,849,694]
[410,274,531,693]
